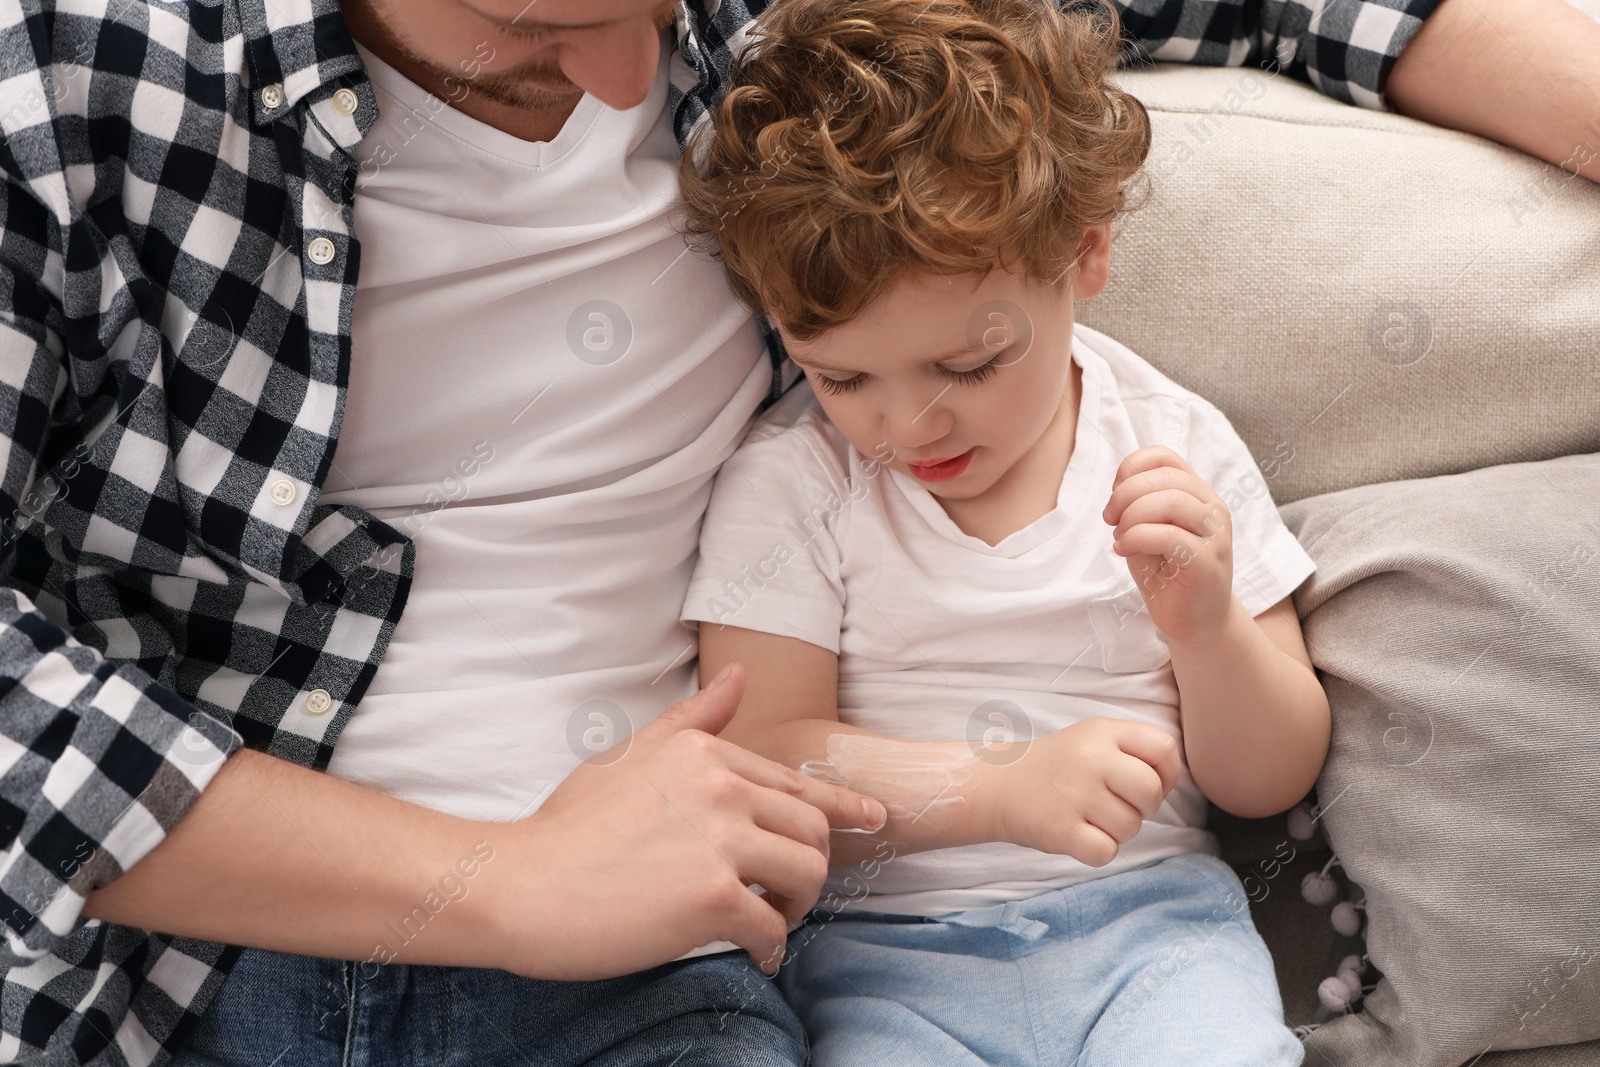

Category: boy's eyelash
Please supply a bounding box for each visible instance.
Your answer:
[941,357,1000,385]
[813,373,867,396]
[811,356,1002,397]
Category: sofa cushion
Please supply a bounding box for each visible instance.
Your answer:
[1275,451,1600,1066]
[1078,49,1600,505]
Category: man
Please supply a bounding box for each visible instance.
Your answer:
[0,0,1593,1063]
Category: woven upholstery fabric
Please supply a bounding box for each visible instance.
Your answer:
[1079,36,1600,506]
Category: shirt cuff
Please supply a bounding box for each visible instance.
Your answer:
[0,662,241,963]
[1293,0,1447,110]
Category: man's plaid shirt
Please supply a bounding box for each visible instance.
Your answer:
[0,0,1439,1059]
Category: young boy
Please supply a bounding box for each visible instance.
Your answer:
[676,0,1330,1061]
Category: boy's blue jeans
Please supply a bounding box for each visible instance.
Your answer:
[168,945,805,1067]
[778,852,1305,1067]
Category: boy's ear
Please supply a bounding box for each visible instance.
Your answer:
[1069,223,1113,301]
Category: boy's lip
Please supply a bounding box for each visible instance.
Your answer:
[907,448,976,482]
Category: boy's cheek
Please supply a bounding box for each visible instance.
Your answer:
[845,424,895,468]
[811,394,876,453]
[976,378,1055,437]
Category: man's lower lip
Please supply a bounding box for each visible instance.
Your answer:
[908,449,975,482]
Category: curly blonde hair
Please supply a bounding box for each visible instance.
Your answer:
[678,0,1151,341]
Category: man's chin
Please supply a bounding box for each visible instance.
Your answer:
[470,75,584,111]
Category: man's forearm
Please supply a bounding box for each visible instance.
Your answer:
[1386,0,1600,182]
[83,748,510,970]
[1166,598,1331,819]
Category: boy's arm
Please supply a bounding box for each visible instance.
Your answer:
[700,625,1002,866]
[702,625,1184,869]
[1166,594,1331,819]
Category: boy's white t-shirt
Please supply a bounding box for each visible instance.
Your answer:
[680,322,1317,917]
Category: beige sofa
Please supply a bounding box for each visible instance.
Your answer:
[1078,20,1600,1064]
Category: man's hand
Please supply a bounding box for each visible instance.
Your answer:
[1102,445,1235,647]
[977,718,1181,868]
[483,663,888,980]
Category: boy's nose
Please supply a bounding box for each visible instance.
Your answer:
[884,393,955,454]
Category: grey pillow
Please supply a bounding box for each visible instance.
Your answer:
[1276,451,1600,1067]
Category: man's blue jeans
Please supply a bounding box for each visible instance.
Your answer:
[168,945,804,1066]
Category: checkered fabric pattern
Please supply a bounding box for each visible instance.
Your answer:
[0,0,1441,1061]
[1113,0,1444,107]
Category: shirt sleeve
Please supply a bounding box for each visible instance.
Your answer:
[1165,393,1317,619]
[1105,0,1446,110]
[0,174,242,971]
[681,396,852,655]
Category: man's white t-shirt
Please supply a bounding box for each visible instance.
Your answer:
[321,37,769,826]
[680,323,1317,917]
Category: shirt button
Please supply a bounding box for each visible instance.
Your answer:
[305,689,333,715]
[260,83,285,110]
[269,479,297,506]
[307,237,336,265]
[333,88,359,115]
